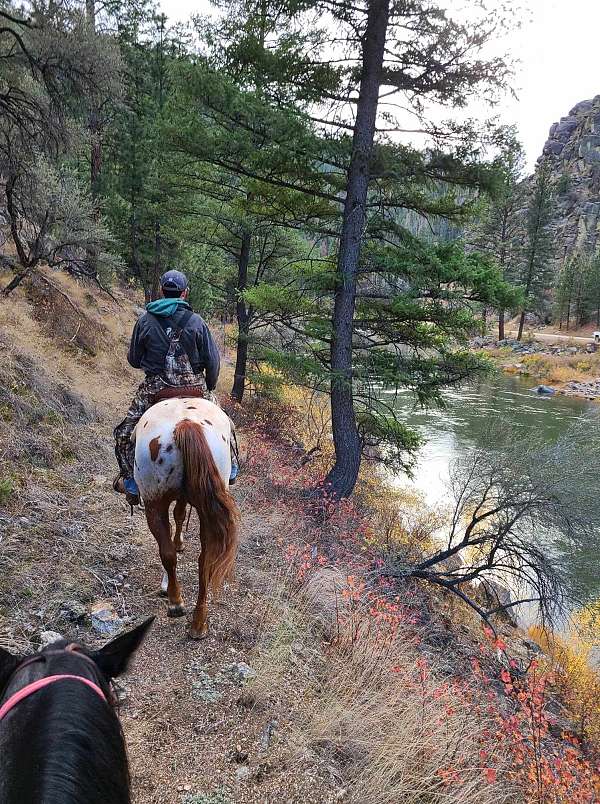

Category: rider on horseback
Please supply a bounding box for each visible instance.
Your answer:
[113,269,238,505]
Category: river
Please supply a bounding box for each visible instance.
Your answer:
[383,372,599,606]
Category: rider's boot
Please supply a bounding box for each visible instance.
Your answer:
[113,474,140,506]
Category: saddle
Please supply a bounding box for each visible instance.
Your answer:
[151,386,206,405]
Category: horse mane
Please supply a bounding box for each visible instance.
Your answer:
[174,418,239,594]
[1,683,129,803]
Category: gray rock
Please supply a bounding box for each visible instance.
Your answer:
[221,662,256,684]
[38,630,64,649]
[191,670,222,704]
[60,600,87,623]
[259,719,278,752]
[522,639,543,655]
[535,385,556,396]
[90,603,124,635]
[235,766,252,783]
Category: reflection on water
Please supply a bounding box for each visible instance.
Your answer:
[384,373,598,603]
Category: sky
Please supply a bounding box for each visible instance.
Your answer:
[164,0,600,170]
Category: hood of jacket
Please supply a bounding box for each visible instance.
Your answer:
[145,298,191,317]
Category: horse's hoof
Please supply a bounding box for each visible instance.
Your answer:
[167,604,185,618]
[175,544,185,554]
[158,588,168,598]
[188,625,209,640]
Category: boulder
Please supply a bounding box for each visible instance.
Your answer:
[38,630,64,649]
[535,385,556,396]
[302,566,350,637]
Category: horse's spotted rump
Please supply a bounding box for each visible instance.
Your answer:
[221,434,227,442]
[166,444,173,453]
[149,436,161,462]
[203,419,213,426]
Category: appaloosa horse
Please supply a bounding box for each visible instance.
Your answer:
[133,396,239,638]
[0,618,153,804]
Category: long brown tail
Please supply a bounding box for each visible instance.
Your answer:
[174,419,239,595]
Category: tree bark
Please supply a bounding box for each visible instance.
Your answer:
[322,0,390,499]
[231,230,252,402]
[86,0,100,275]
[498,309,505,341]
[517,311,525,340]
[151,220,161,300]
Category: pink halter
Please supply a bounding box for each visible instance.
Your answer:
[0,675,107,721]
[0,645,108,722]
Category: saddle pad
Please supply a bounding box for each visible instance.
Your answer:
[152,386,205,404]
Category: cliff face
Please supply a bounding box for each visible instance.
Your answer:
[541,96,600,258]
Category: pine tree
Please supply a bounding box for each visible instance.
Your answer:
[586,252,600,328]
[470,132,524,339]
[516,161,555,340]
[181,0,516,497]
[555,256,576,330]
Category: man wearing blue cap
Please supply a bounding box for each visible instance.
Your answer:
[113,269,238,504]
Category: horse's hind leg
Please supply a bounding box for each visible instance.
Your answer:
[146,500,185,617]
[173,498,187,554]
[190,538,209,640]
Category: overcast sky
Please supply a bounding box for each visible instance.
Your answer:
[165,0,600,170]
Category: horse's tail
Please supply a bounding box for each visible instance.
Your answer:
[173,419,239,595]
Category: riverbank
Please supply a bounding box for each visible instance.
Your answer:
[473,335,600,400]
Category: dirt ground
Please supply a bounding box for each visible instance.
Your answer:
[0,273,343,804]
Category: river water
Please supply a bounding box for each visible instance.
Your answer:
[383,373,599,605]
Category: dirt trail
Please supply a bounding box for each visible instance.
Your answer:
[0,276,341,804]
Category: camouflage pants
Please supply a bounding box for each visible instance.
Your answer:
[114,373,208,478]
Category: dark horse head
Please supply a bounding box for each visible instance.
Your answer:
[0,617,154,804]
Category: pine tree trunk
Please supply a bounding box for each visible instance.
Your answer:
[86,0,100,276]
[322,0,390,500]
[232,231,252,402]
[151,220,161,300]
[517,311,526,340]
[498,309,505,341]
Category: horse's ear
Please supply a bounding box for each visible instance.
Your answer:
[92,617,155,680]
[0,646,21,690]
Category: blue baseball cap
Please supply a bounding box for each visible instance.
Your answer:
[160,269,189,292]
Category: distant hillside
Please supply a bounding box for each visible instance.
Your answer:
[541,96,600,258]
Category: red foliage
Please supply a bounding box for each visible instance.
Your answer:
[241,395,600,802]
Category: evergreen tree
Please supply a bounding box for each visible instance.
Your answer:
[516,161,555,340]
[102,0,192,300]
[554,256,576,330]
[470,132,524,339]
[0,0,122,294]
[211,0,514,497]
[585,252,600,328]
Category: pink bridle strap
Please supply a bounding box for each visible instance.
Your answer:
[0,674,107,721]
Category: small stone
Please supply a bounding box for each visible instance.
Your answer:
[235,766,252,783]
[38,630,64,649]
[92,474,107,485]
[221,662,256,684]
[259,719,278,752]
[60,600,87,623]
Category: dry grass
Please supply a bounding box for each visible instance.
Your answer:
[309,612,513,804]
[495,350,600,388]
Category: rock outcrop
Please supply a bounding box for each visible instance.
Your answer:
[541,96,600,258]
